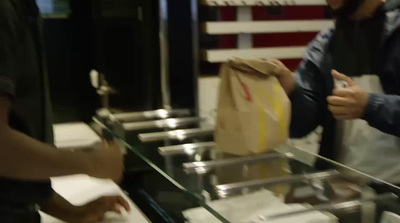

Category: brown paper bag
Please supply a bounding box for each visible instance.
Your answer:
[214,58,291,196]
[215,58,291,156]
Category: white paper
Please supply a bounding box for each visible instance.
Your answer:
[40,175,150,223]
[183,190,337,223]
[183,190,285,223]
[53,123,102,150]
[250,204,338,223]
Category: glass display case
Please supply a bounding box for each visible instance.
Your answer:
[92,112,400,223]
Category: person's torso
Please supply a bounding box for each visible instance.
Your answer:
[336,75,400,183]
[8,0,51,142]
[0,0,53,206]
[315,6,400,172]
[330,7,400,95]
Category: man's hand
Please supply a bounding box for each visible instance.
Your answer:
[91,141,124,183]
[265,59,296,95]
[72,196,131,223]
[42,192,131,223]
[327,70,370,120]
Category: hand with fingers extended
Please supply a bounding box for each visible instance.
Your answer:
[327,70,370,120]
[70,196,131,223]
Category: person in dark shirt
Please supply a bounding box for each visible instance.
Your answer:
[0,1,129,222]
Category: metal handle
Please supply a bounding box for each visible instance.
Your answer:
[138,128,214,143]
[123,117,203,131]
[159,142,216,156]
[184,152,294,175]
[215,170,340,197]
[109,109,191,122]
[262,193,398,221]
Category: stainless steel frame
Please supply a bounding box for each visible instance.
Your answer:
[183,152,294,174]
[159,141,216,156]
[122,117,203,131]
[262,193,398,221]
[138,128,214,142]
[215,170,340,197]
[109,109,191,123]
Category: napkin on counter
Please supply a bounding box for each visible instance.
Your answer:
[248,204,338,223]
[183,189,284,223]
[183,189,337,223]
[40,175,150,223]
[53,122,102,150]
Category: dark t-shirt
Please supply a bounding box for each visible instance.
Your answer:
[0,0,53,205]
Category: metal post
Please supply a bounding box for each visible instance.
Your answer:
[190,0,200,115]
[159,0,171,110]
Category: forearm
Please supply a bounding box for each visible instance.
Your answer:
[289,84,321,138]
[289,57,325,138]
[363,93,400,136]
[0,126,95,180]
[41,190,78,222]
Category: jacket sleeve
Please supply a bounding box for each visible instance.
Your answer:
[290,62,326,138]
[290,29,333,138]
[0,1,20,97]
[361,24,400,137]
[362,93,400,136]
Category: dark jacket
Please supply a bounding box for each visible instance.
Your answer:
[290,5,400,169]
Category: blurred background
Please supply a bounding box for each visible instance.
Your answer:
[39,0,331,125]
[39,1,383,223]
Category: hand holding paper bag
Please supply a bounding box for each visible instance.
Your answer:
[215,58,292,156]
[263,59,296,95]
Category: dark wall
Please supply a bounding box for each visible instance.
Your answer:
[92,0,161,111]
[168,0,197,110]
[44,0,197,123]
[45,0,160,123]
[44,10,99,123]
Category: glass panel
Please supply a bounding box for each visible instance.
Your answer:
[93,115,400,223]
[120,147,229,222]
[94,116,230,222]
